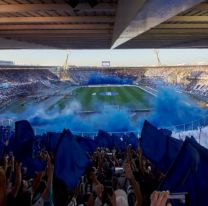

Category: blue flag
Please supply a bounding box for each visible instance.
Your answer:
[95,130,113,148]
[14,120,34,161]
[15,120,46,178]
[126,132,139,150]
[159,137,208,206]
[22,157,46,179]
[140,120,182,174]
[76,136,96,153]
[111,134,124,151]
[46,132,61,153]
[54,130,89,190]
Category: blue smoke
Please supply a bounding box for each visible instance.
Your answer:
[87,72,133,85]
[0,87,207,134]
[29,105,137,134]
[145,87,207,129]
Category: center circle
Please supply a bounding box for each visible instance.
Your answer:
[99,91,118,96]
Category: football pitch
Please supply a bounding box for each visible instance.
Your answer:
[71,85,154,111]
[0,85,155,115]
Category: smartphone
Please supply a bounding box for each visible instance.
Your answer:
[107,153,113,156]
[168,193,189,205]
[114,167,124,175]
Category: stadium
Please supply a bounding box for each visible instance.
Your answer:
[1,66,208,134]
[1,1,208,206]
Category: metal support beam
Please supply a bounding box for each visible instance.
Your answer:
[168,16,208,22]
[112,0,205,49]
[0,24,113,30]
[158,23,208,29]
[0,3,116,13]
[149,28,208,34]
[0,37,55,49]
[194,3,208,10]
[0,30,111,35]
[112,0,146,49]
[0,16,114,24]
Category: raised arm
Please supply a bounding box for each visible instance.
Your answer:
[11,162,22,197]
[32,171,45,193]
[41,154,53,200]
[124,163,142,206]
[0,168,7,206]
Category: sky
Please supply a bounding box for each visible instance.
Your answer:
[0,49,208,67]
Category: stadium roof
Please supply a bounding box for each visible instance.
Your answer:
[0,0,208,49]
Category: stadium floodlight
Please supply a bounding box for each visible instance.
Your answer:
[88,0,98,7]
[65,0,79,8]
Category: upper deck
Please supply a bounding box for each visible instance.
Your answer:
[0,0,207,49]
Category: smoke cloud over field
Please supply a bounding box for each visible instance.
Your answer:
[87,72,133,85]
[30,105,136,134]
[146,87,206,128]
[0,87,207,134]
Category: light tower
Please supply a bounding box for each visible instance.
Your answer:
[154,49,162,67]
[59,51,75,83]
[63,53,69,71]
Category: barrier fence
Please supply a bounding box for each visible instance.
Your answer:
[0,119,15,128]
[1,114,208,138]
[165,115,208,132]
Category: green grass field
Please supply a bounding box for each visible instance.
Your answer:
[1,85,155,115]
[71,85,154,111]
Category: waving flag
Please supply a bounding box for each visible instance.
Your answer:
[126,132,139,150]
[22,157,46,179]
[15,120,45,178]
[159,137,208,206]
[76,136,96,153]
[0,137,4,160]
[111,134,124,151]
[140,120,182,174]
[46,132,61,153]
[95,130,113,148]
[14,120,34,161]
[54,130,89,189]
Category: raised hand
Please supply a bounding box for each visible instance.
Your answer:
[150,191,172,206]
[124,163,134,181]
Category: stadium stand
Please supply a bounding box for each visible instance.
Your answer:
[0,67,208,206]
[0,69,59,110]
[0,69,58,83]
[1,66,208,106]
[68,67,208,101]
[0,120,207,206]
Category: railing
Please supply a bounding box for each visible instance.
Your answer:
[0,118,15,127]
[33,129,139,137]
[1,114,208,138]
[165,115,208,132]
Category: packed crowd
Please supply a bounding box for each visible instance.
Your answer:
[0,146,171,206]
[68,67,208,101]
[69,70,94,85]
[0,121,176,206]
[1,118,207,206]
[0,82,47,109]
[0,69,60,108]
[69,70,137,85]
[0,69,58,83]
[1,67,208,108]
